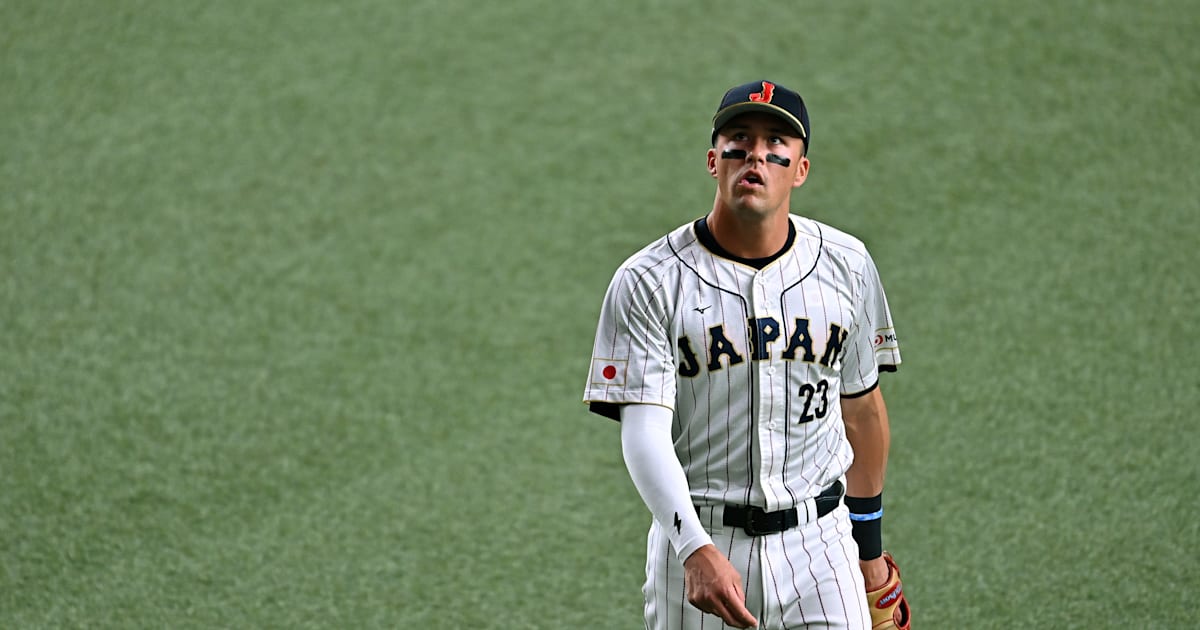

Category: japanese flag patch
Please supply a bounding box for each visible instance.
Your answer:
[590,358,627,387]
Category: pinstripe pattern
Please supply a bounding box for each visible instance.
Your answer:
[585,215,900,507]
[644,507,871,629]
[586,214,900,629]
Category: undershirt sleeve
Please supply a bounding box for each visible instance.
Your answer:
[620,403,711,562]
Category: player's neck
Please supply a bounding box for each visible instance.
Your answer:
[706,205,792,260]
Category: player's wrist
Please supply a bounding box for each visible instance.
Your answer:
[680,542,720,567]
[845,493,883,560]
[674,529,714,564]
[859,556,891,591]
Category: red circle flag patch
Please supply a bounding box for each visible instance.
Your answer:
[590,358,627,386]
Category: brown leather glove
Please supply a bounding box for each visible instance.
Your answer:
[866,552,911,629]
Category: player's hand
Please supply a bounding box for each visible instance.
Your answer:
[682,544,759,629]
[862,552,910,629]
[860,555,889,590]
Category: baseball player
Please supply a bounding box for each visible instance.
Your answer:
[583,80,911,629]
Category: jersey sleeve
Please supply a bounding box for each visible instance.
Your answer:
[840,249,901,396]
[583,264,677,415]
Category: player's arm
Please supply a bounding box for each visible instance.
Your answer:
[620,404,711,560]
[620,404,758,629]
[840,385,891,586]
[841,385,889,503]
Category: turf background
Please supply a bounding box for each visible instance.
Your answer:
[2,1,1197,628]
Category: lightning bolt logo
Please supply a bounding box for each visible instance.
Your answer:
[673,511,682,535]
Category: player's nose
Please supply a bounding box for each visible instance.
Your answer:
[745,138,770,162]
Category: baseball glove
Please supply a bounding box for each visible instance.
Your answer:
[866,551,910,629]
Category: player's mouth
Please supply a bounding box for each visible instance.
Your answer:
[736,170,766,190]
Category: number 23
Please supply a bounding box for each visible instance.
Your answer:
[797,379,830,423]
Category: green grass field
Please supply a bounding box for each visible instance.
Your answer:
[2,1,1197,628]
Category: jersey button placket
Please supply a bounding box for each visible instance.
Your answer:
[753,273,785,506]
[754,274,780,430]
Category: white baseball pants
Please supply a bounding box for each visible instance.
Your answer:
[641,505,871,630]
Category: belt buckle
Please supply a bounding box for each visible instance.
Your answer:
[742,507,768,536]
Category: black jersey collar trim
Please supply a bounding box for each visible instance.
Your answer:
[693,217,796,270]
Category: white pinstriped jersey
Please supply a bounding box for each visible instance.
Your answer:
[584,214,900,512]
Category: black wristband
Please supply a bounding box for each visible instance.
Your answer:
[845,493,883,561]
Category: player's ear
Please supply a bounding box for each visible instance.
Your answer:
[707,148,718,178]
[792,155,810,187]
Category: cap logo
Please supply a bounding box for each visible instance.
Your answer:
[748,81,775,103]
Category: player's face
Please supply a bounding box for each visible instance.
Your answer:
[708,113,810,218]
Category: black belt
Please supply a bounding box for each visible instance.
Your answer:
[719,481,844,536]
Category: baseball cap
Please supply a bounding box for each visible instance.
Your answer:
[711,80,810,153]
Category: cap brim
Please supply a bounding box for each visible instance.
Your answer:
[711,102,807,140]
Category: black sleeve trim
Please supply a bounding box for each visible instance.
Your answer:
[842,380,879,399]
[878,364,898,373]
[589,401,623,422]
